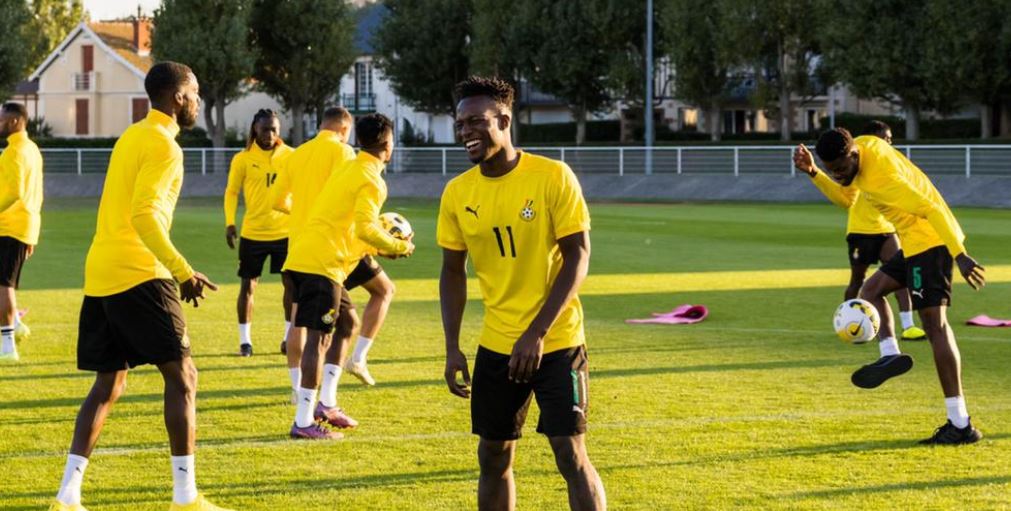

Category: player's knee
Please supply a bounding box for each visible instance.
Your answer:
[550,439,587,479]
[380,279,396,302]
[477,441,513,475]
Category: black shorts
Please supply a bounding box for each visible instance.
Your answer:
[471,345,589,441]
[0,236,29,288]
[286,270,354,334]
[343,255,384,291]
[238,237,288,279]
[846,233,894,266]
[77,279,190,372]
[878,246,953,310]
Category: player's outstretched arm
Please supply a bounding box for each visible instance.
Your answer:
[509,231,591,383]
[179,271,219,308]
[441,248,471,398]
[956,253,986,290]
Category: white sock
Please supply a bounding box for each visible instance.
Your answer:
[56,454,89,505]
[295,387,317,428]
[319,364,342,408]
[899,311,914,330]
[1,324,15,354]
[945,396,970,429]
[171,455,197,505]
[283,321,292,341]
[878,336,900,357]
[238,323,252,346]
[288,367,301,394]
[351,336,374,365]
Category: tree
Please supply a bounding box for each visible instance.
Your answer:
[250,0,357,144]
[724,0,821,141]
[0,0,32,98]
[923,0,1011,139]
[373,0,471,117]
[516,0,614,144]
[152,0,256,147]
[817,0,957,140]
[26,0,86,72]
[663,0,736,141]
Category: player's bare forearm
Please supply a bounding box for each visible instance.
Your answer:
[440,248,469,352]
[526,231,590,337]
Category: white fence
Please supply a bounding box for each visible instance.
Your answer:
[39,145,1011,177]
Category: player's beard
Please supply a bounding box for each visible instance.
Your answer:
[178,99,199,129]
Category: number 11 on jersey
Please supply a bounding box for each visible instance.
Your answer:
[493,226,516,258]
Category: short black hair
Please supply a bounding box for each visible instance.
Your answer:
[861,120,891,137]
[815,128,854,162]
[323,106,352,125]
[144,61,193,103]
[1,102,28,122]
[355,113,394,151]
[454,76,515,109]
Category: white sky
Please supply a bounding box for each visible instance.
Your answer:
[83,0,162,21]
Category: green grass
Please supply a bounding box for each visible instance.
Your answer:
[2,198,1011,510]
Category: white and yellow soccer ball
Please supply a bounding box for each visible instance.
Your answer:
[379,212,413,240]
[833,298,881,344]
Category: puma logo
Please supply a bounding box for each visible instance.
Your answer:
[75,467,83,474]
[572,405,586,417]
[912,289,925,298]
[178,467,188,473]
[328,371,336,376]
[465,206,480,219]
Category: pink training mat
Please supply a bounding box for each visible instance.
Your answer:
[966,314,1011,327]
[626,304,709,325]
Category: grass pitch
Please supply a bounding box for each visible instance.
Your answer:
[2,198,1010,510]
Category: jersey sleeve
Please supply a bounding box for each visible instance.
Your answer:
[869,168,967,256]
[130,141,195,283]
[809,168,858,209]
[0,150,26,213]
[436,181,466,251]
[224,152,244,225]
[548,163,591,239]
[353,176,409,255]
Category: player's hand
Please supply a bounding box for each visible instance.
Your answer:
[445,348,471,398]
[25,244,34,258]
[956,253,986,290]
[180,271,219,308]
[225,225,237,250]
[793,144,817,177]
[380,240,416,260]
[508,330,544,383]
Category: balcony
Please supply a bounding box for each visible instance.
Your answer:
[341,93,376,113]
[73,72,96,92]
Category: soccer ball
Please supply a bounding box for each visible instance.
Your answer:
[379,212,413,240]
[833,299,881,344]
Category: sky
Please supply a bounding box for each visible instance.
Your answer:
[83,0,162,21]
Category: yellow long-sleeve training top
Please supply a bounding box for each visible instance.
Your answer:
[224,142,294,240]
[270,130,355,239]
[0,130,44,245]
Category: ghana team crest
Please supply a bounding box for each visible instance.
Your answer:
[519,200,536,221]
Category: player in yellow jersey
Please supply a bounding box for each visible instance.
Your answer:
[0,102,43,363]
[803,120,925,341]
[283,113,414,439]
[224,109,294,357]
[49,62,232,511]
[795,127,986,445]
[439,77,605,510]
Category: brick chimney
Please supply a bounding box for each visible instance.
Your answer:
[132,7,151,56]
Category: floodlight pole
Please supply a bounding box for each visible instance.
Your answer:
[645,0,655,175]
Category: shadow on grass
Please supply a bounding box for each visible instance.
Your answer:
[788,474,1011,499]
[593,358,844,379]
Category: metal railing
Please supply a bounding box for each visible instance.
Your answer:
[38,145,1011,177]
[73,72,95,92]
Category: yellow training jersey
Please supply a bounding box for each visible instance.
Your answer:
[811,136,964,257]
[0,131,44,245]
[437,152,591,356]
[810,171,894,235]
[270,130,355,238]
[283,151,408,283]
[84,110,194,297]
[224,142,294,240]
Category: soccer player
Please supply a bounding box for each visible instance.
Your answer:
[282,113,413,439]
[0,102,43,363]
[794,128,987,445]
[224,109,294,356]
[271,107,355,396]
[803,120,924,341]
[440,76,606,510]
[50,62,231,511]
